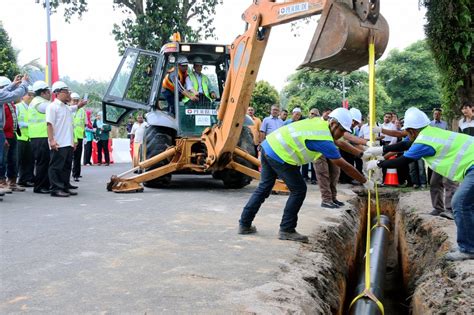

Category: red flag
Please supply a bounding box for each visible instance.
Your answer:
[45,41,59,84]
[342,99,349,109]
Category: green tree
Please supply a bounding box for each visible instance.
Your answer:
[47,0,223,54]
[0,22,20,78]
[249,80,280,119]
[377,40,442,114]
[282,69,391,119]
[62,76,109,112]
[421,0,473,117]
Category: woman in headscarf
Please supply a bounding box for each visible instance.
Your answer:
[93,112,111,165]
[83,109,94,165]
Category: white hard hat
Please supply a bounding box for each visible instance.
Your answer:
[32,80,50,92]
[328,107,353,132]
[52,81,69,93]
[177,56,189,65]
[193,56,203,64]
[292,107,302,113]
[402,107,430,130]
[0,76,12,88]
[349,108,362,123]
[70,92,80,99]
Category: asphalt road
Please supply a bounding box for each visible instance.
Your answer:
[0,163,355,313]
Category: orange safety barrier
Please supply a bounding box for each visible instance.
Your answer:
[91,139,114,164]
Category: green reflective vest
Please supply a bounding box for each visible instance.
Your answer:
[28,96,49,138]
[183,71,211,102]
[414,126,474,182]
[266,118,334,165]
[73,108,85,140]
[16,101,29,141]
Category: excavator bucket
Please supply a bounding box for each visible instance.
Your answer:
[299,1,389,72]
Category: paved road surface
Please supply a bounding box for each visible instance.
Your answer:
[0,163,355,313]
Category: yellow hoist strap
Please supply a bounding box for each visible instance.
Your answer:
[348,35,385,315]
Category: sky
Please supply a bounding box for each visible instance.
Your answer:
[1,1,426,91]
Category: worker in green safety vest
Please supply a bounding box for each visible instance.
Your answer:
[70,92,86,182]
[15,85,35,187]
[365,107,474,261]
[28,80,52,194]
[184,56,217,104]
[238,108,374,243]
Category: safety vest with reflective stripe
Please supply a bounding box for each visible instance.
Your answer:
[414,126,474,182]
[162,67,186,92]
[16,101,29,141]
[28,96,49,138]
[73,108,85,140]
[183,71,211,102]
[266,118,334,165]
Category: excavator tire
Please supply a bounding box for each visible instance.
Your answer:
[214,126,257,189]
[143,126,174,188]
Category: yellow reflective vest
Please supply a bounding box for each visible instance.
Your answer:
[16,101,29,141]
[73,108,85,140]
[183,71,211,102]
[28,96,49,138]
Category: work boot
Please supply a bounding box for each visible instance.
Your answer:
[429,209,442,216]
[0,179,12,194]
[238,225,257,235]
[279,230,309,243]
[321,201,339,209]
[440,211,454,220]
[333,199,345,207]
[445,249,474,261]
[8,178,25,192]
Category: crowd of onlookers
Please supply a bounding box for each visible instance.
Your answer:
[0,75,113,200]
[246,101,474,216]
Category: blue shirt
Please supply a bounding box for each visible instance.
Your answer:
[260,116,284,136]
[430,119,448,130]
[261,139,341,164]
[403,143,436,160]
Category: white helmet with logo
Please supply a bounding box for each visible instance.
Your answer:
[402,107,430,130]
[70,92,80,99]
[349,108,362,123]
[52,81,69,93]
[328,107,353,132]
[32,80,50,92]
[177,56,189,65]
[0,76,12,88]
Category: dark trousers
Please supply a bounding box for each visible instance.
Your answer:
[0,131,5,180]
[83,140,92,165]
[97,139,110,164]
[31,138,50,191]
[163,89,176,116]
[49,146,73,193]
[3,137,18,179]
[240,149,307,232]
[72,138,83,178]
[17,139,34,184]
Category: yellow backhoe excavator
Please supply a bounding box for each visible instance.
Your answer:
[103,0,389,193]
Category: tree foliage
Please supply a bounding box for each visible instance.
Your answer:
[282,70,391,119]
[0,22,20,79]
[249,80,280,119]
[62,76,109,112]
[48,0,223,54]
[420,0,473,117]
[377,40,442,114]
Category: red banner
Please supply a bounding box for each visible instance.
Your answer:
[45,41,59,84]
[342,99,349,109]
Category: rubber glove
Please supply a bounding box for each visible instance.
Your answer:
[363,179,375,192]
[366,160,380,172]
[362,146,384,160]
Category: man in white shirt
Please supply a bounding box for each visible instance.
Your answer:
[380,112,397,145]
[46,81,86,197]
[131,114,149,167]
[184,57,216,104]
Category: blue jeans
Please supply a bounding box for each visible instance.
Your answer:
[239,149,307,232]
[451,167,474,254]
[0,131,5,180]
[3,137,18,179]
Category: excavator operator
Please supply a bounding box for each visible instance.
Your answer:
[162,56,191,117]
[184,56,217,106]
[238,108,375,243]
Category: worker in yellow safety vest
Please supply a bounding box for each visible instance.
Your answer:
[70,92,86,182]
[162,56,191,117]
[15,85,35,187]
[365,107,474,261]
[184,56,217,104]
[238,108,374,243]
[28,80,52,194]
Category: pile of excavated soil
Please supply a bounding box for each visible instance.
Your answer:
[227,189,473,314]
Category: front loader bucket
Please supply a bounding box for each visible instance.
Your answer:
[299,1,389,72]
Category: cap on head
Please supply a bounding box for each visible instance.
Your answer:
[177,56,189,65]
[292,107,302,114]
[193,56,203,65]
[32,80,50,92]
[402,107,430,130]
[0,76,12,88]
[349,108,362,123]
[328,107,353,132]
[70,92,80,100]
[52,81,69,93]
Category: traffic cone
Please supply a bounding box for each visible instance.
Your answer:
[384,155,399,186]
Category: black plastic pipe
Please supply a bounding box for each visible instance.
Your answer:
[350,214,391,315]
